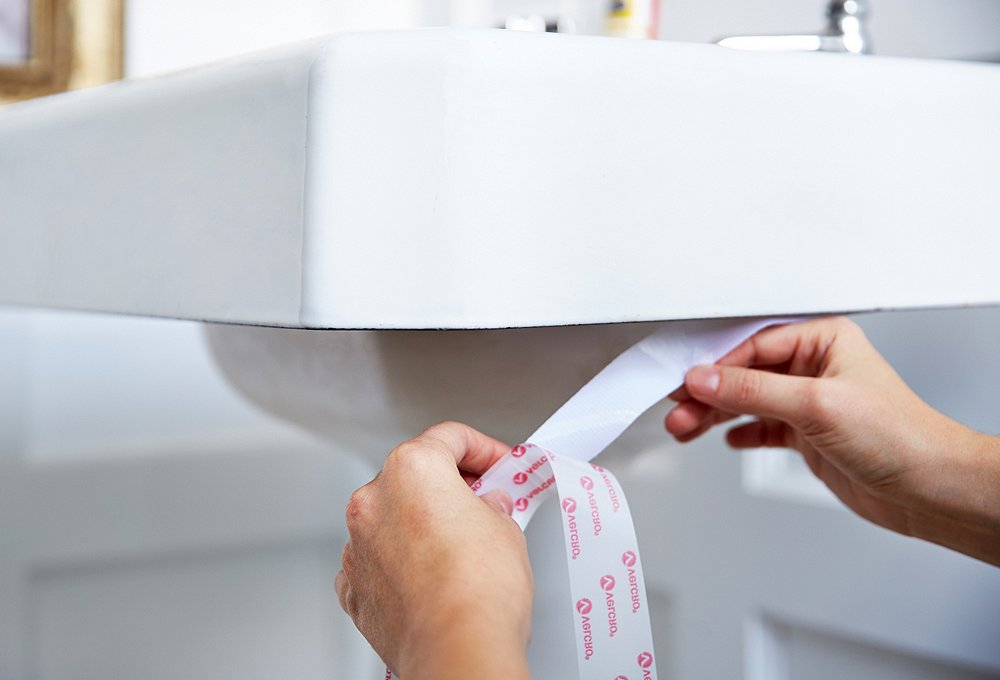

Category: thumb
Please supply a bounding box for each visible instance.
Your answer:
[479,490,514,516]
[685,364,819,430]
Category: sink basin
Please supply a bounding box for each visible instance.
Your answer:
[1,29,998,329]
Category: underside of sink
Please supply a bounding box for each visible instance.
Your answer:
[204,321,661,464]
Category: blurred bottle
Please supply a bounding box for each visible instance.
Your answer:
[604,0,661,39]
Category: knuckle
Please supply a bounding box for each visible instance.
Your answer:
[344,488,371,529]
[427,420,464,435]
[422,420,475,450]
[387,440,432,470]
[385,441,413,466]
[389,429,455,471]
[832,316,865,341]
[342,582,361,619]
[810,381,838,417]
[340,543,356,576]
[416,421,464,449]
[732,369,763,406]
[800,381,839,434]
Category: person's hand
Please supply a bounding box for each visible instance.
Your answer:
[666,316,1000,567]
[336,422,534,680]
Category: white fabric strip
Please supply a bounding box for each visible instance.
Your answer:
[472,317,796,529]
[387,317,796,679]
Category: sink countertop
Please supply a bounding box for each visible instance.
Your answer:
[1,29,998,329]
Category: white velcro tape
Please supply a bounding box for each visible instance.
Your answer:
[387,317,797,679]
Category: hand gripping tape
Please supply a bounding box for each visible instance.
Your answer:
[386,317,795,679]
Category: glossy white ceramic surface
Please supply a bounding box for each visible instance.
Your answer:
[1,29,998,328]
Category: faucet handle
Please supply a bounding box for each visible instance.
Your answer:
[717,0,871,55]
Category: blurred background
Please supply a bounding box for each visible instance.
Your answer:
[1,1,999,679]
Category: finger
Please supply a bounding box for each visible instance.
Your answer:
[664,400,715,437]
[725,422,862,514]
[479,490,514,515]
[334,569,351,615]
[668,385,690,402]
[411,421,513,476]
[725,418,794,449]
[684,364,818,431]
[673,409,733,443]
[716,317,838,370]
[339,542,357,581]
[674,417,716,443]
[799,447,825,479]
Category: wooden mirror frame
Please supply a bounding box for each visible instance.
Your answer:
[0,0,123,103]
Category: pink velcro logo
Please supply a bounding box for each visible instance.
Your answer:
[621,551,637,568]
[580,475,595,490]
[513,472,528,485]
[615,676,629,680]
[511,445,527,458]
[600,574,616,592]
[637,652,654,669]
[514,498,529,512]
[576,598,593,615]
[562,497,577,513]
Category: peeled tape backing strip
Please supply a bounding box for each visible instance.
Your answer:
[387,318,795,679]
[478,445,655,678]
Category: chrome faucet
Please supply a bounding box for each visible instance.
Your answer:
[717,0,871,55]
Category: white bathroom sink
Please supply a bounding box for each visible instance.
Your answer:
[4,34,999,680]
[1,29,998,329]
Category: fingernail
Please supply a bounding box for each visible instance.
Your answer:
[687,365,720,395]
[481,490,514,515]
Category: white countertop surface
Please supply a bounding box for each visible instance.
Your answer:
[1,29,998,328]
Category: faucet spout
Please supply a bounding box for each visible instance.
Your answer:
[717,0,872,55]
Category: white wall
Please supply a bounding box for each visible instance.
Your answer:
[125,0,435,75]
